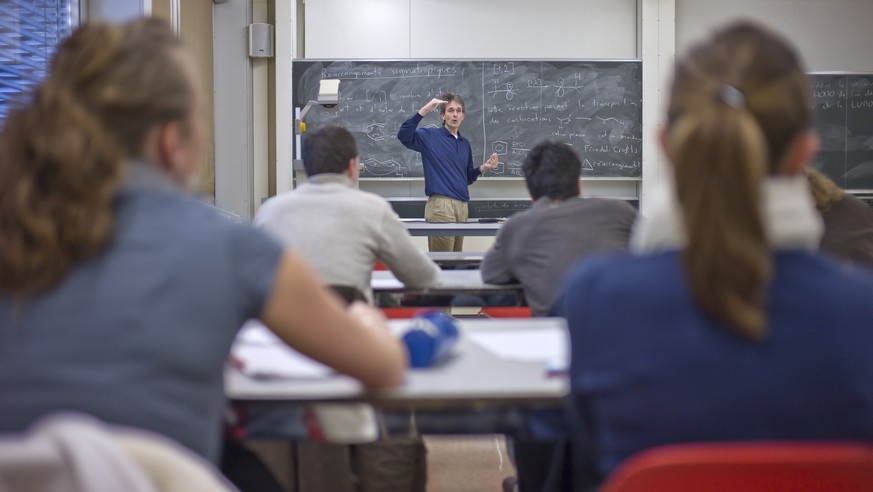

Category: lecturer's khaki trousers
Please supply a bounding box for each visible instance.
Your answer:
[424,194,468,252]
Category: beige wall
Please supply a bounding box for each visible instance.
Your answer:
[151,0,216,202]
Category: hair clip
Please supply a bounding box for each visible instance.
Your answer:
[718,84,746,109]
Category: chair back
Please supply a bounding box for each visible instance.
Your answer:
[479,306,531,318]
[601,442,873,492]
[381,307,428,319]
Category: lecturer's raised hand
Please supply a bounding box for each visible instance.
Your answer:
[418,98,447,116]
[479,152,499,174]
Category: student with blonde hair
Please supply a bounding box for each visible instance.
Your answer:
[805,167,873,270]
[559,21,873,488]
[0,17,405,472]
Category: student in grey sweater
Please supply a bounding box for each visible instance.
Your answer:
[255,125,439,303]
[481,141,636,316]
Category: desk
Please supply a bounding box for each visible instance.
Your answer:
[402,220,502,237]
[371,270,522,306]
[427,251,484,268]
[226,318,567,411]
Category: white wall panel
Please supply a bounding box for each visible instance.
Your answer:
[676,0,873,71]
[410,0,637,58]
[305,0,410,58]
[301,0,641,200]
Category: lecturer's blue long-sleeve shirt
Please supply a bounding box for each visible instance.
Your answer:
[397,112,481,201]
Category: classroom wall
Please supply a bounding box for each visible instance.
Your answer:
[675,0,873,72]
[297,0,873,219]
[301,0,641,206]
[305,0,637,59]
[87,0,145,22]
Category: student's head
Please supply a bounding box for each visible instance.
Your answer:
[0,18,201,297]
[805,167,844,213]
[302,125,359,180]
[663,21,816,340]
[439,93,465,131]
[522,141,581,201]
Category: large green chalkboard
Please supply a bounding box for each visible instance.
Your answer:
[293,60,642,179]
[811,73,873,191]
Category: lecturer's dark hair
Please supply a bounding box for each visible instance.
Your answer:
[0,18,195,298]
[438,93,465,127]
[665,21,812,340]
[302,125,358,176]
[522,141,580,201]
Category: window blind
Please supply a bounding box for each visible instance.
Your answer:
[0,0,74,121]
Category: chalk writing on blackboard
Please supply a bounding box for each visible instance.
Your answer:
[294,60,642,180]
[810,73,873,191]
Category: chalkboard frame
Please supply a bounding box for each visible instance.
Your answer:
[292,58,644,181]
[387,196,640,219]
[809,71,873,193]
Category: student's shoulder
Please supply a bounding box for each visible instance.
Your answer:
[831,193,873,222]
[122,187,235,229]
[779,254,873,328]
[316,187,400,224]
[795,252,873,296]
[577,197,637,216]
[127,189,277,252]
[253,191,296,224]
[495,207,538,233]
[565,250,679,290]
[348,187,396,211]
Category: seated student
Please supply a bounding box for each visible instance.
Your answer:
[560,21,873,489]
[253,124,437,492]
[254,125,439,303]
[0,17,405,471]
[480,141,635,491]
[481,140,636,316]
[634,164,873,274]
[806,167,873,271]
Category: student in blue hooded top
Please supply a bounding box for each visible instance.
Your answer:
[398,94,499,252]
[558,21,873,490]
[0,18,405,469]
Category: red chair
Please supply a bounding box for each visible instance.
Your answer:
[380,307,426,319]
[479,306,532,318]
[601,442,873,492]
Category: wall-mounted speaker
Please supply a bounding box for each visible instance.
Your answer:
[248,23,274,58]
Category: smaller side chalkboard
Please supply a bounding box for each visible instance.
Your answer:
[810,73,873,190]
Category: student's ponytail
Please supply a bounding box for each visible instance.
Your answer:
[665,22,814,340]
[668,88,771,339]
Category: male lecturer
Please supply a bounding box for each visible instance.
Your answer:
[398,94,499,252]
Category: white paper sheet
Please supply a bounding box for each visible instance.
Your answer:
[236,320,282,344]
[370,277,403,289]
[232,321,333,379]
[466,328,568,368]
